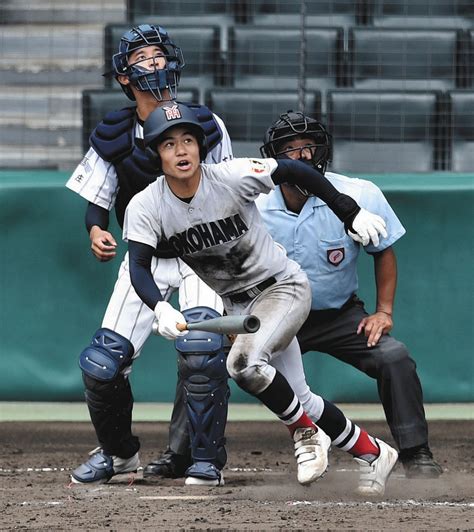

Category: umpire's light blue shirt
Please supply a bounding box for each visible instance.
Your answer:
[256,172,406,310]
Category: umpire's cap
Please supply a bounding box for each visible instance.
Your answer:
[144,103,208,161]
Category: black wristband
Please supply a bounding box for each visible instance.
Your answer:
[329,196,361,233]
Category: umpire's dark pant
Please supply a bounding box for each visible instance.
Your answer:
[297,295,429,450]
[166,295,429,455]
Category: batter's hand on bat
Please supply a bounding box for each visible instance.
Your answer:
[357,311,393,348]
[348,208,387,247]
[89,227,117,262]
[154,301,189,340]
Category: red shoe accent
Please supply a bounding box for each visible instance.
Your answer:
[348,430,380,457]
[287,412,317,436]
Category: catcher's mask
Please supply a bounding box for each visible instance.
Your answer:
[144,102,208,165]
[112,24,185,102]
[260,110,332,196]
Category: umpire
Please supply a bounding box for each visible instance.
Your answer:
[256,111,442,478]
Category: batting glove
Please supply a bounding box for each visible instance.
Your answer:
[154,301,188,340]
[348,208,388,247]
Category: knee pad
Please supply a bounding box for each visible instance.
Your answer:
[79,328,134,382]
[175,307,230,468]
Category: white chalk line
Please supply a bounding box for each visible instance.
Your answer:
[286,500,474,509]
[139,495,220,501]
[0,466,375,474]
[17,499,474,508]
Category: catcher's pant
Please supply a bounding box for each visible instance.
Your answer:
[296,295,428,450]
[86,253,223,457]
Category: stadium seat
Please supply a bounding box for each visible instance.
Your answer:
[367,0,474,29]
[246,0,365,28]
[348,28,464,91]
[206,89,321,157]
[126,0,246,28]
[82,88,198,152]
[104,24,223,104]
[447,90,474,172]
[227,26,344,114]
[326,90,442,173]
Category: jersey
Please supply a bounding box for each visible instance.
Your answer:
[256,171,406,310]
[123,158,301,297]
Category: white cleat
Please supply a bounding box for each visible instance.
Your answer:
[354,439,398,496]
[184,471,225,487]
[293,426,331,486]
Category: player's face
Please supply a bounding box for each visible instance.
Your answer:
[127,45,167,71]
[157,125,201,194]
[278,136,316,162]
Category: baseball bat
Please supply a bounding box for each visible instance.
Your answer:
[152,314,260,335]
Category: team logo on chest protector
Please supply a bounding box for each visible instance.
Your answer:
[327,247,345,266]
[168,213,249,256]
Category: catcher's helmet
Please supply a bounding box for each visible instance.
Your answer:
[112,24,185,102]
[260,110,332,175]
[144,103,208,162]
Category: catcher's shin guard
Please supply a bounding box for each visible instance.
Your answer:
[83,374,140,458]
[175,307,230,471]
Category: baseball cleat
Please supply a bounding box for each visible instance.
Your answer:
[184,462,224,486]
[70,448,140,484]
[400,446,443,479]
[354,439,398,496]
[293,426,331,486]
[143,449,191,479]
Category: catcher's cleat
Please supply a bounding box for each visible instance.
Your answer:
[70,448,140,484]
[293,426,331,486]
[400,446,443,479]
[143,449,191,479]
[184,462,224,487]
[354,439,398,496]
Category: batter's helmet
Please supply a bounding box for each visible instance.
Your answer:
[144,103,208,162]
[260,111,332,175]
[112,24,185,101]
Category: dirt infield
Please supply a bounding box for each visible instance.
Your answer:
[1,420,473,530]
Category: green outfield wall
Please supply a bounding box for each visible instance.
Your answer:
[0,171,472,403]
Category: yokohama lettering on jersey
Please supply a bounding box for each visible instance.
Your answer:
[123,158,301,296]
[168,214,249,255]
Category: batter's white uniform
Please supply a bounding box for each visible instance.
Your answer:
[66,113,231,360]
[124,158,313,395]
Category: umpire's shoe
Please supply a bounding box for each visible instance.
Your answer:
[143,448,191,479]
[293,426,331,486]
[399,445,443,479]
[71,448,140,484]
[354,439,398,496]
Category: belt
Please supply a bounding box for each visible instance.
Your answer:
[310,294,360,321]
[227,277,277,304]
